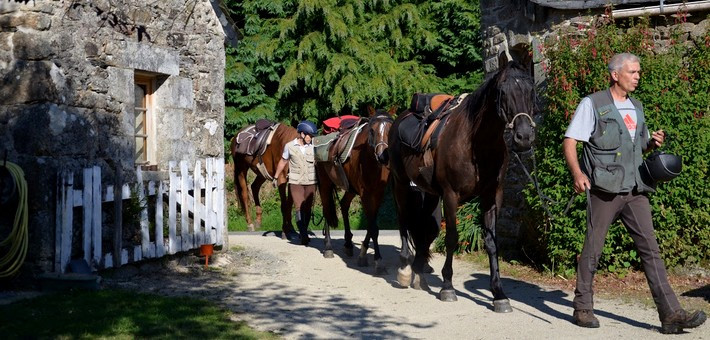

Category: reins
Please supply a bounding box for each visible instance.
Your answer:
[512,147,577,221]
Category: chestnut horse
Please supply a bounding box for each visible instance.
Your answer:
[388,58,536,313]
[230,123,299,235]
[317,107,395,273]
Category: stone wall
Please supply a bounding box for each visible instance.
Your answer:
[0,0,226,276]
[479,0,709,256]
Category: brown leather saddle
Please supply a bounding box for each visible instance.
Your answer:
[398,93,461,152]
[233,119,279,156]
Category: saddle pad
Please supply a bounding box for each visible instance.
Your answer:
[338,123,365,163]
[322,115,360,134]
[313,132,339,162]
[234,123,280,156]
[234,125,257,155]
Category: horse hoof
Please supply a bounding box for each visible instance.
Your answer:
[247,223,255,232]
[439,289,457,302]
[323,250,334,258]
[493,299,512,313]
[397,267,412,288]
[357,256,368,267]
[411,273,429,291]
[344,247,354,257]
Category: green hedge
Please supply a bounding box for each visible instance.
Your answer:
[523,16,710,276]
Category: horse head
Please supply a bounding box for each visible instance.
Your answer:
[366,106,396,166]
[495,56,537,152]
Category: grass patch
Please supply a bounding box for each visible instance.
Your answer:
[225,162,398,232]
[0,289,278,339]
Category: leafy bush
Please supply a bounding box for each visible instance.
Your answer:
[434,199,483,255]
[524,15,710,274]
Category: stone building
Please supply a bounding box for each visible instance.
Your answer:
[478,0,710,254]
[0,0,235,278]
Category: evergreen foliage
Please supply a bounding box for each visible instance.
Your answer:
[223,0,483,141]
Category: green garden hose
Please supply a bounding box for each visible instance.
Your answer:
[0,161,28,278]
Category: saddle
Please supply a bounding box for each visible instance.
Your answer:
[399,93,467,153]
[314,117,366,163]
[313,117,367,190]
[233,119,279,156]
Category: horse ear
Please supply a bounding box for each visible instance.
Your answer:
[387,105,397,115]
[498,51,510,69]
[367,105,376,117]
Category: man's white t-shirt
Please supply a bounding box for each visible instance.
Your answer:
[281,138,311,159]
[565,97,642,142]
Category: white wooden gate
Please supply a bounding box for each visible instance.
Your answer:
[54,158,225,273]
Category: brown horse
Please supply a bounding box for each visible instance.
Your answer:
[316,107,395,273]
[388,57,536,313]
[230,123,299,235]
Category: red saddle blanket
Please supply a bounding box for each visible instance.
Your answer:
[322,115,360,134]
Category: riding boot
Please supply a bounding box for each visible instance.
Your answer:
[296,211,310,246]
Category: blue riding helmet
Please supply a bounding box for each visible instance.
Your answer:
[297,120,318,136]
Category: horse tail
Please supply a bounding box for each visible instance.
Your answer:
[322,185,339,229]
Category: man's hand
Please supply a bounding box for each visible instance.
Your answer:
[650,130,665,148]
[572,172,591,194]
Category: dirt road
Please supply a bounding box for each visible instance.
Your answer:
[109,230,708,339]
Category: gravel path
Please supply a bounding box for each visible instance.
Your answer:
[106,230,708,339]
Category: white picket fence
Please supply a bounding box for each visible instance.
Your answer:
[54,158,225,273]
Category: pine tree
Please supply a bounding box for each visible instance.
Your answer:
[223,0,482,139]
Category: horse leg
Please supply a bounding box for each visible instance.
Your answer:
[393,180,414,287]
[317,172,336,258]
[340,192,355,258]
[250,176,266,230]
[481,190,512,313]
[438,191,459,301]
[361,190,386,274]
[234,165,254,231]
[411,194,442,291]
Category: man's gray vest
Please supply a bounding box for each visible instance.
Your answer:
[582,89,654,193]
[287,141,317,185]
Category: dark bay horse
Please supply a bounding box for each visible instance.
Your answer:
[230,123,299,235]
[316,107,395,273]
[388,58,536,312]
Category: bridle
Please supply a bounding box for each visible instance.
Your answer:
[498,78,536,130]
[505,112,536,130]
[367,114,394,160]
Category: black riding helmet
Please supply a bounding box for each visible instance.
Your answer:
[640,151,682,183]
[297,120,318,136]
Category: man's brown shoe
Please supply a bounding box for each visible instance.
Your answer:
[573,309,600,328]
[660,309,706,334]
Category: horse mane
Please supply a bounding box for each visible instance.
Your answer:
[459,61,533,129]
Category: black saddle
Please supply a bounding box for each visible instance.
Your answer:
[398,93,458,152]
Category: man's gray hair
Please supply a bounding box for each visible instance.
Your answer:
[608,53,640,73]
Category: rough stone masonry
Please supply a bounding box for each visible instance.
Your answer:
[0,0,226,277]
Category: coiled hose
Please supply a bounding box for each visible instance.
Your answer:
[0,161,28,278]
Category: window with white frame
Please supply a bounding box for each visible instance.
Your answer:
[134,74,155,166]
